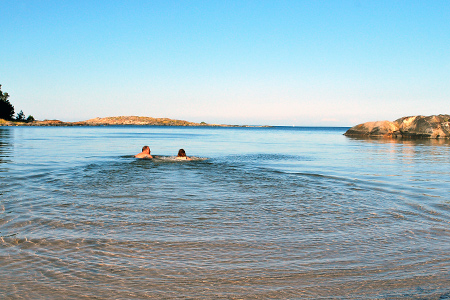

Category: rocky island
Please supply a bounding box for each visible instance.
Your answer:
[0,116,251,127]
[344,114,450,139]
[80,116,205,126]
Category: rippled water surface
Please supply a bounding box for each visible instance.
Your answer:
[1,126,449,299]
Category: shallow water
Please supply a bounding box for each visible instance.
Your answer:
[1,126,449,299]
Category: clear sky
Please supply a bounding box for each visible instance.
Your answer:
[1,0,449,126]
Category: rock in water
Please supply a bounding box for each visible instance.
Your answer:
[344,114,450,139]
[394,115,450,138]
[344,121,398,137]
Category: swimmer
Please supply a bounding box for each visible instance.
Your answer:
[135,146,153,158]
[176,149,191,160]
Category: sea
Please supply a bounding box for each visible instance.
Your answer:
[1,125,449,299]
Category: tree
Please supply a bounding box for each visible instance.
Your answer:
[0,85,15,120]
[26,115,35,122]
[16,110,25,121]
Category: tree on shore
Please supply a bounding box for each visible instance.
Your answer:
[0,85,15,120]
[16,110,25,121]
[0,85,34,122]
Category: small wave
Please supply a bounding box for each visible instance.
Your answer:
[121,155,208,162]
[153,156,208,162]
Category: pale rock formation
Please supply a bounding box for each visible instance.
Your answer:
[393,115,450,138]
[344,120,398,138]
[345,114,450,139]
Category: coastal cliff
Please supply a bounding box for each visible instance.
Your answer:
[344,114,450,139]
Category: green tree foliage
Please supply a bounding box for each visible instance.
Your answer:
[26,115,35,122]
[0,85,15,120]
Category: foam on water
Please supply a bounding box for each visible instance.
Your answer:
[148,155,208,162]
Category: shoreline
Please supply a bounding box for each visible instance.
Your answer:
[0,122,267,128]
[0,116,269,128]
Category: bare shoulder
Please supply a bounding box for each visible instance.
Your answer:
[135,153,152,159]
[176,156,191,160]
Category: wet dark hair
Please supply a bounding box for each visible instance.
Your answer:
[142,146,150,152]
[177,149,186,157]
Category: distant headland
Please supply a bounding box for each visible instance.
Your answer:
[0,116,264,127]
[344,114,450,139]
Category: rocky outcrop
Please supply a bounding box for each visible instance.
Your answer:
[0,116,249,127]
[0,116,201,126]
[345,114,450,139]
[0,119,87,126]
[344,120,398,138]
[393,115,450,138]
[83,116,201,126]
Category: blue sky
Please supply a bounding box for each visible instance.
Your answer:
[1,0,449,125]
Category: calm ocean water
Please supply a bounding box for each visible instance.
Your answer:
[1,126,449,299]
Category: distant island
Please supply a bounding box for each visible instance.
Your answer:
[344,114,450,139]
[0,116,263,127]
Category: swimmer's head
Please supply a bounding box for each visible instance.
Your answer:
[178,149,186,157]
[142,145,150,152]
